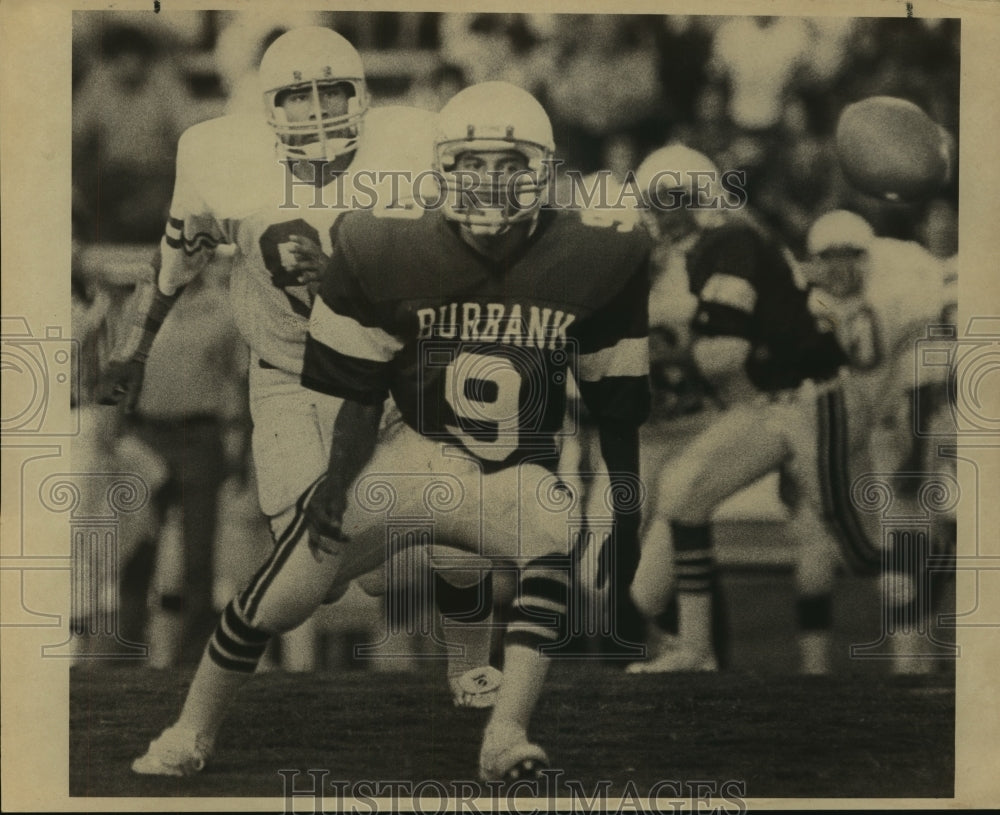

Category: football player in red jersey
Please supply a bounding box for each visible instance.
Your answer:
[300,81,652,781]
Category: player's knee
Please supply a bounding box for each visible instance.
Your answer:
[630,575,669,620]
[653,468,712,526]
[631,523,675,619]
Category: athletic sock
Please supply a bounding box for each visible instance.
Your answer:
[492,555,569,731]
[673,522,714,654]
[177,599,270,737]
[434,569,495,677]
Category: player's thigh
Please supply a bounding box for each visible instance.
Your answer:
[476,462,576,563]
[654,403,789,523]
[342,431,573,565]
[337,429,488,570]
[239,530,350,632]
[248,363,341,524]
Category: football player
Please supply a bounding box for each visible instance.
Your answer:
[300,81,652,781]
[792,210,956,674]
[627,144,847,673]
[102,28,499,777]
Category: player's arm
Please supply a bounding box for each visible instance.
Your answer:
[300,228,401,558]
[96,248,186,410]
[97,128,222,410]
[303,399,384,557]
[576,258,652,584]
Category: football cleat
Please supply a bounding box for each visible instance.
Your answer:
[479,734,550,783]
[450,665,503,709]
[131,725,215,777]
[626,646,718,674]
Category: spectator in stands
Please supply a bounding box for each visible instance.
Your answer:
[543,15,666,173]
[73,24,205,243]
[409,63,466,112]
[121,266,248,665]
[438,12,550,94]
[710,16,811,133]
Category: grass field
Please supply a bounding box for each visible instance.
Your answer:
[70,570,955,801]
[71,665,953,800]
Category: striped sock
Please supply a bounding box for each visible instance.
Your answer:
[489,556,570,734]
[672,522,714,653]
[797,594,833,631]
[177,599,271,737]
[674,522,713,593]
[505,555,571,655]
[207,599,271,673]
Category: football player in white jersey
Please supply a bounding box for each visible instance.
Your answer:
[791,210,956,674]
[99,27,499,777]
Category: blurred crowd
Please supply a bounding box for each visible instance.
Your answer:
[72,11,959,252]
[70,10,960,669]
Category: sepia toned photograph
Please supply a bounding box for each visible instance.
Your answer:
[1,1,997,811]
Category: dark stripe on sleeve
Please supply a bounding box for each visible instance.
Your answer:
[301,335,391,405]
[575,263,650,355]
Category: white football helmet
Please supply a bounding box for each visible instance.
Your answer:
[805,210,874,297]
[635,144,724,240]
[434,81,555,236]
[259,27,368,162]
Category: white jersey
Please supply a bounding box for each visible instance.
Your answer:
[157,106,436,374]
[805,239,954,546]
[808,237,951,411]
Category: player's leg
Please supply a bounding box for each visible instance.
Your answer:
[320,423,503,707]
[788,500,840,675]
[132,368,349,775]
[470,462,577,781]
[430,550,503,708]
[881,382,955,674]
[628,403,789,672]
[334,539,503,706]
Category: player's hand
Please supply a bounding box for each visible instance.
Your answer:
[304,487,350,562]
[96,358,146,412]
[283,234,328,285]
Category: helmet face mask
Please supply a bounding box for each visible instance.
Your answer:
[259,27,369,163]
[435,82,555,237]
[438,144,549,236]
[636,144,724,241]
[805,210,875,297]
[807,249,868,298]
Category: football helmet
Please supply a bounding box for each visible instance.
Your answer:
[434,82,554,236]
[259,27,368,162]
[635,144,724,240]
[805,210,874,297]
